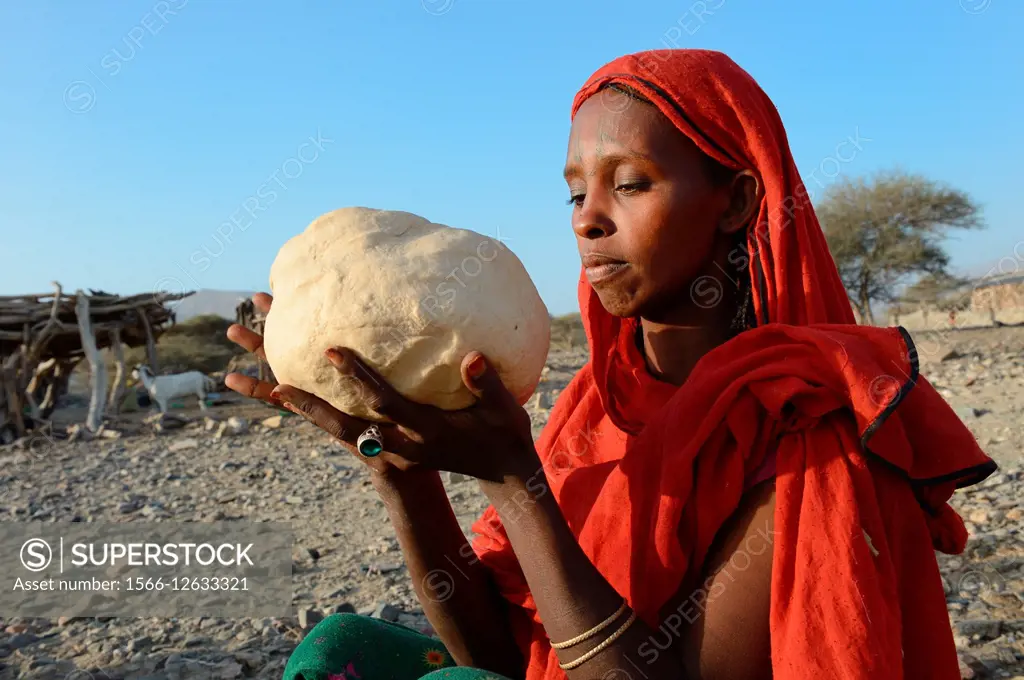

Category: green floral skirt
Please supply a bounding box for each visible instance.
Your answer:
[283,613,518,680]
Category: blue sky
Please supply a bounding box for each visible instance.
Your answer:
[1,0,1021,315]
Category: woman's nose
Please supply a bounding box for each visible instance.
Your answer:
[572,202,615,240]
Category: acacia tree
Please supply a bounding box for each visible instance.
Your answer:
[817,169,984,324]
[897,271,971,312]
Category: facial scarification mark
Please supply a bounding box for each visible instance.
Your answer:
[571,91,630,178]
[591,107,625,178]
[571,127,584,167]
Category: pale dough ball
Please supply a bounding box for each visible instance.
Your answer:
[262,207,551,421]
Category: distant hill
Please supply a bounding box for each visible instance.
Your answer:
[170,289,255,322]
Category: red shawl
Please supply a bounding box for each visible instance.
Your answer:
[470,49,995,680]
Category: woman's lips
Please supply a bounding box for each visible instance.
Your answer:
[584,261,629,284]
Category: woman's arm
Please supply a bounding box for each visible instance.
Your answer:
[480,459,775,680]
[371,466,525,676]
[672,478,775,680]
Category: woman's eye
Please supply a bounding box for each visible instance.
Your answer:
[566,194,585,207]
[616,181,650,195]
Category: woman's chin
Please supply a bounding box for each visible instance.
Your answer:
[595,290,643,319]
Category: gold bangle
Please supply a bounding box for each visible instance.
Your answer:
[558,610,638,671]
[550,599,628,650]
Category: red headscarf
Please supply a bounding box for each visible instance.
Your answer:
[471,49,995,680]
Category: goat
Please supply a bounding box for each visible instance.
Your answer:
[132,365,217,414]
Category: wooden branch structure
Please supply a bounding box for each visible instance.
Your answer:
[0,283,191,440]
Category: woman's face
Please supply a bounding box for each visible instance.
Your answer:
[564,88,738,320]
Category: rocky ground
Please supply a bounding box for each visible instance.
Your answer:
[0,326,1021,679]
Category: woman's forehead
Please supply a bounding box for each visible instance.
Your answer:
[566,91,693,167]
[570,95,648,151]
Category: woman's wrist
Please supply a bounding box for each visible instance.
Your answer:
[478,459,563,539]
[477,445,547,501]
[369,465,442,496]
[368,441,544,508]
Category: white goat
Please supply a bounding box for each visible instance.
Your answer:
[132,365,217,414]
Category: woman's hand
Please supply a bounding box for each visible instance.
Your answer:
[225,293,539,483]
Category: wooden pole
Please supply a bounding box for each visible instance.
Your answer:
[108,327,126,415]
[40,361,66,418]
[2,351,25,437]
[19,323,30,397]
[139,310,158,372]
[75,290,107,432]
[24,357,56,423]
[0,371,10,439]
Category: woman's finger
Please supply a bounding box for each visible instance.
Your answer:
[326,348,430,429]
[271,383,392,448]
[273,384,422,463]
[252,292,273,314]
[225,373,279,404]
[226,324,268,361]
[460,351,516,411]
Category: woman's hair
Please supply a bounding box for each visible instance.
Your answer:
[601,82,757,334]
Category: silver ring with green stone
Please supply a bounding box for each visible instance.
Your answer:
[356,425,384,457]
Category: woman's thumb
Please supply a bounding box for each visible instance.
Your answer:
[461,352,505,405]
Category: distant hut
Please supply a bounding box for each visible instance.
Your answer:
[0,282,190,441]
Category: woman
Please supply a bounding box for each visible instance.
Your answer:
[227,49,996,680]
